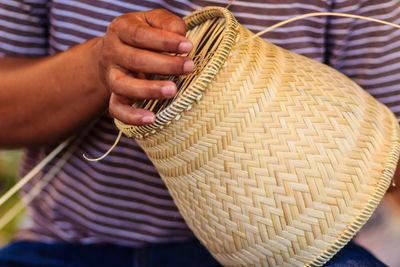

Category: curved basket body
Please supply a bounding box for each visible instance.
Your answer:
[115,7,400,266]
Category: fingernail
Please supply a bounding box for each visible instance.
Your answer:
[161,84,176,97]
[178,41,193,53]
[142,115,155,124]
[183,60,194,73]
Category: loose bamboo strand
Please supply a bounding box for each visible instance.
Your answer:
[0,134,82,230]
[236,12,400,48]
[0,118,98,226]
[0,136,74,208]
[83,130,122,162]
[225,0,235,9]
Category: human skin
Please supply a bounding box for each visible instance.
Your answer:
[0,9,193,148]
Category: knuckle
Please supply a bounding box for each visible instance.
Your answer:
[163,18,186,35]
[110,80,123,95]
[160,32,174,49]
[108,101,118,119]
[108,71,124,95]
[129,25,142,45]
[100,46,113,65]
[103,68,113,89]
[127,51,141,70]
[108,109,117,120]
[126,51,141,71]
[107,17,120,35]
[167,19,186,33]
[152,8,169,16]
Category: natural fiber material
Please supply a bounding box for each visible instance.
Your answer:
[115,7,400,266]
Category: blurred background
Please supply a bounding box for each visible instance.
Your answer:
[355,193,400,267]
[1,151,400,266]
[0,150,23,245]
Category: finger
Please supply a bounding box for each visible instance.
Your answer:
[118,23,193,54]
[109,94,155,125]
[144,9,187,36]
[109,67,177,99]
[114,44,194,75]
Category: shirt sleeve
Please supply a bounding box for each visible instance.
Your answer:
[327,0,400,117]
[0,0,49,57]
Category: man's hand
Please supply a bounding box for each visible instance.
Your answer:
[0,9,193,147]
[97,9,194,125]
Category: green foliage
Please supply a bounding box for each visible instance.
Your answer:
[0,150,23,245]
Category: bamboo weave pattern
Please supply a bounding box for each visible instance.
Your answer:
[115,7,400,266]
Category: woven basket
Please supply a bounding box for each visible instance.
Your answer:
[115,7,400,266]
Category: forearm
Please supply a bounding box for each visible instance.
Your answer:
[0,9,194,148]
[0,37,108,148]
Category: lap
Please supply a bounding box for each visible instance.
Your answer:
[323,240,386,267]
[0,239,385,266]
[0,239,220,267]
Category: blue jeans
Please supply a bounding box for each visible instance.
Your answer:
[0,239,385,266]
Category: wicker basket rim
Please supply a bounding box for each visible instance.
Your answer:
[115,7,239,139]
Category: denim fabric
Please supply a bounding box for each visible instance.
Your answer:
[0,239,220,267]
[0,239,385,266]
[324,241,386,267]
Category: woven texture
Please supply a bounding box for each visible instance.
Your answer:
[115,7,400,267]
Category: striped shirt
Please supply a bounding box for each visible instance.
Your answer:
[1,0,400,246]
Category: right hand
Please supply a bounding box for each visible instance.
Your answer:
[96,9,194,125]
